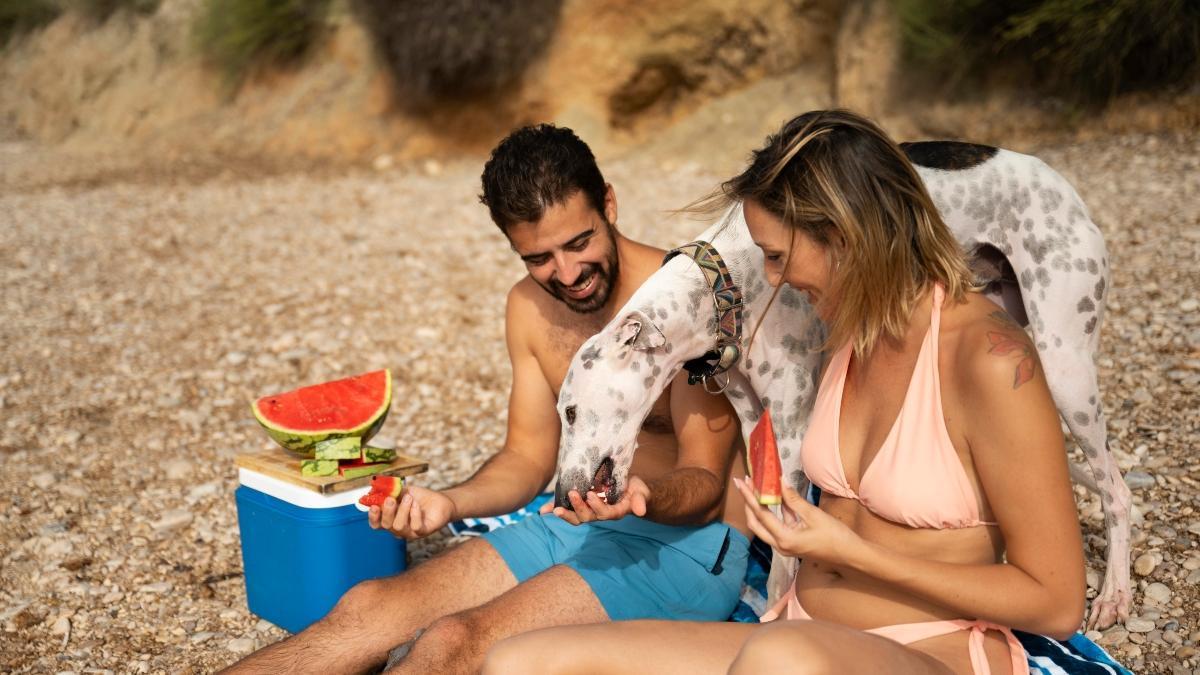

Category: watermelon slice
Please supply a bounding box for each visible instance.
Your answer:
[252,369,392,456]
[338,458,389,480]
[358,475,404,508]
[747,410,782,505]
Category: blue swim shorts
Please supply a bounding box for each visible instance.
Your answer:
[482,513,749,621]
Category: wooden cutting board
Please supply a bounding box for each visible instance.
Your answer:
[236,447,428,494]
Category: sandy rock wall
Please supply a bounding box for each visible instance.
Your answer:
[0,0,843,162]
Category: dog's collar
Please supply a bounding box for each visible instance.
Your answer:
[663,240,744,391]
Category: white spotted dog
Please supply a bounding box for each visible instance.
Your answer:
[552,141,1132,630]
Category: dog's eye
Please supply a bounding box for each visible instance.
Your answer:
[564,405,577,426]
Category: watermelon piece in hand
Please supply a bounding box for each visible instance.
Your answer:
[252,369,392,456]
[358,475,404,509]
[748,410,782,505]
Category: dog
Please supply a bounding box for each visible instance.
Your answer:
[552,141,1132,629]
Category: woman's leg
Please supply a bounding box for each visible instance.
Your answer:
[729,621,957,675]
[483,620,759,675]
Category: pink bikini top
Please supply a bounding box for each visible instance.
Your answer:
[801,285,997,530]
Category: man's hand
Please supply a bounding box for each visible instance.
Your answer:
[368,484,457,540]
[540,475,652,525]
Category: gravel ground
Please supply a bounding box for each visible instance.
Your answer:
[0,132,1196,673]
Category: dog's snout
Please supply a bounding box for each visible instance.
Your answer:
[564,405,577,426]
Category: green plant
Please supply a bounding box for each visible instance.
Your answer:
[0,0,62,47]
[193,0,332,86]
[898,0,1200,103]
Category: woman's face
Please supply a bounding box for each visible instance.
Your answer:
[744,199,835,314]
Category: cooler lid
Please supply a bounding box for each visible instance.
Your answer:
[239,467,370,509]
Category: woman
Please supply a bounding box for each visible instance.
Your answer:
[482,110,1085,675]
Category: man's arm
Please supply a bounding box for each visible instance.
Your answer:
[561,368,740,526]
[641,369,739,524]
[370,286,561,537]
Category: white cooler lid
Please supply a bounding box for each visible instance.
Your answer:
[239,467,371,509]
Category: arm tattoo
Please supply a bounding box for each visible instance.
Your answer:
[986,311,1037,389]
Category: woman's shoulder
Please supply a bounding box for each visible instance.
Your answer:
[941,291,1044,396]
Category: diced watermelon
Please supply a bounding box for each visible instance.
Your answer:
[314,436,362,460]
[338,459,389,480]
[358,475,404,507]
[362,445,397,463]
[748,410,782,505]
[300,459,338,477]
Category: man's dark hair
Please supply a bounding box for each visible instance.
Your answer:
[479,124,607,232]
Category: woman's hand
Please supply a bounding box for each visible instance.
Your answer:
[733,476,864,566]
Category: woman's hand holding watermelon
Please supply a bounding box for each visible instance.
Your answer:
[733,477,864,566]
[369,485,457,540]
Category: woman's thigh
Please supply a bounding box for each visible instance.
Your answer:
[730,621,957,675]
[483,620,759,675]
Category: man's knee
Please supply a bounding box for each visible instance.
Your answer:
[323,577,391,631]
[416,612,477,654]
[730,625,838,675]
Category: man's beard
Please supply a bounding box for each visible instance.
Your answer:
[539,242,620,314]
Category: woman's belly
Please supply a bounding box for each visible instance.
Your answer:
[794,494,1004,629]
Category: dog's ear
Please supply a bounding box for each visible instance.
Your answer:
[615,310,666,352]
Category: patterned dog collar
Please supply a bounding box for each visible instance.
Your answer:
[663,240,745,390]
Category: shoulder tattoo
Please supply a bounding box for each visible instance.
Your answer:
[985,311,1037,389]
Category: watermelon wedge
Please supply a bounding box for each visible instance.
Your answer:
[747,410,782,505]
[358,475,404,508]
[252,369,392,455]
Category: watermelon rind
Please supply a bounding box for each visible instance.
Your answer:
[338,463,389,480]
[363,446,397,463]
[314,436,362,460]
[252,369,392,456]
[300,459,338,477]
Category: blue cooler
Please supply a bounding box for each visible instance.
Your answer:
[235,468,407,633]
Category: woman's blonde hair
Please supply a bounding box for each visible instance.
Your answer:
[697,109,975,358]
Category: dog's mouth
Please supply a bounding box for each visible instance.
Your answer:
[589,457,617,504]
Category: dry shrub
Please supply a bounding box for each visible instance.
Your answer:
[350,0,562,112]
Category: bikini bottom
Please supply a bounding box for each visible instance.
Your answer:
[760,584,1030,675]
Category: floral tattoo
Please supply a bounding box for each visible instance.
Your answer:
[987,311,1037,389]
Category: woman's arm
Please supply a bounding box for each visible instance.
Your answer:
[740,313,1086,639]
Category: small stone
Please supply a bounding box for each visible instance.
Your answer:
[226,637,257,655]
[1145,582,1173,605]
[136,582,172,594]
[1099,627,1129,646]
[163,459,193,481]
[1177,646,1197,659]
[1184,557,1200,571]
[1135,552,1161,576]
[190,631,217,644]
[372,155,394,172]
[1181,298,1199,313]
[32,471,55,490]
[1126,618,1156,633]
[1187,569,1200,585]
[152,509,193,533]
[224,351,247,366]
[50,615,70,636]
[254,618,274,633]
[1125,471,1155,490]
[1165,629,1184,645]
[1122,643,1142,659]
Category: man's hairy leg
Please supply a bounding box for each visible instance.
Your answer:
[220,538,517,675]
[385,565,608,675]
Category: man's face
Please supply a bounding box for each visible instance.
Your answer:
[507,189,620,314]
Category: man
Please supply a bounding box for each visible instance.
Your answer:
[223,124,751,674]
